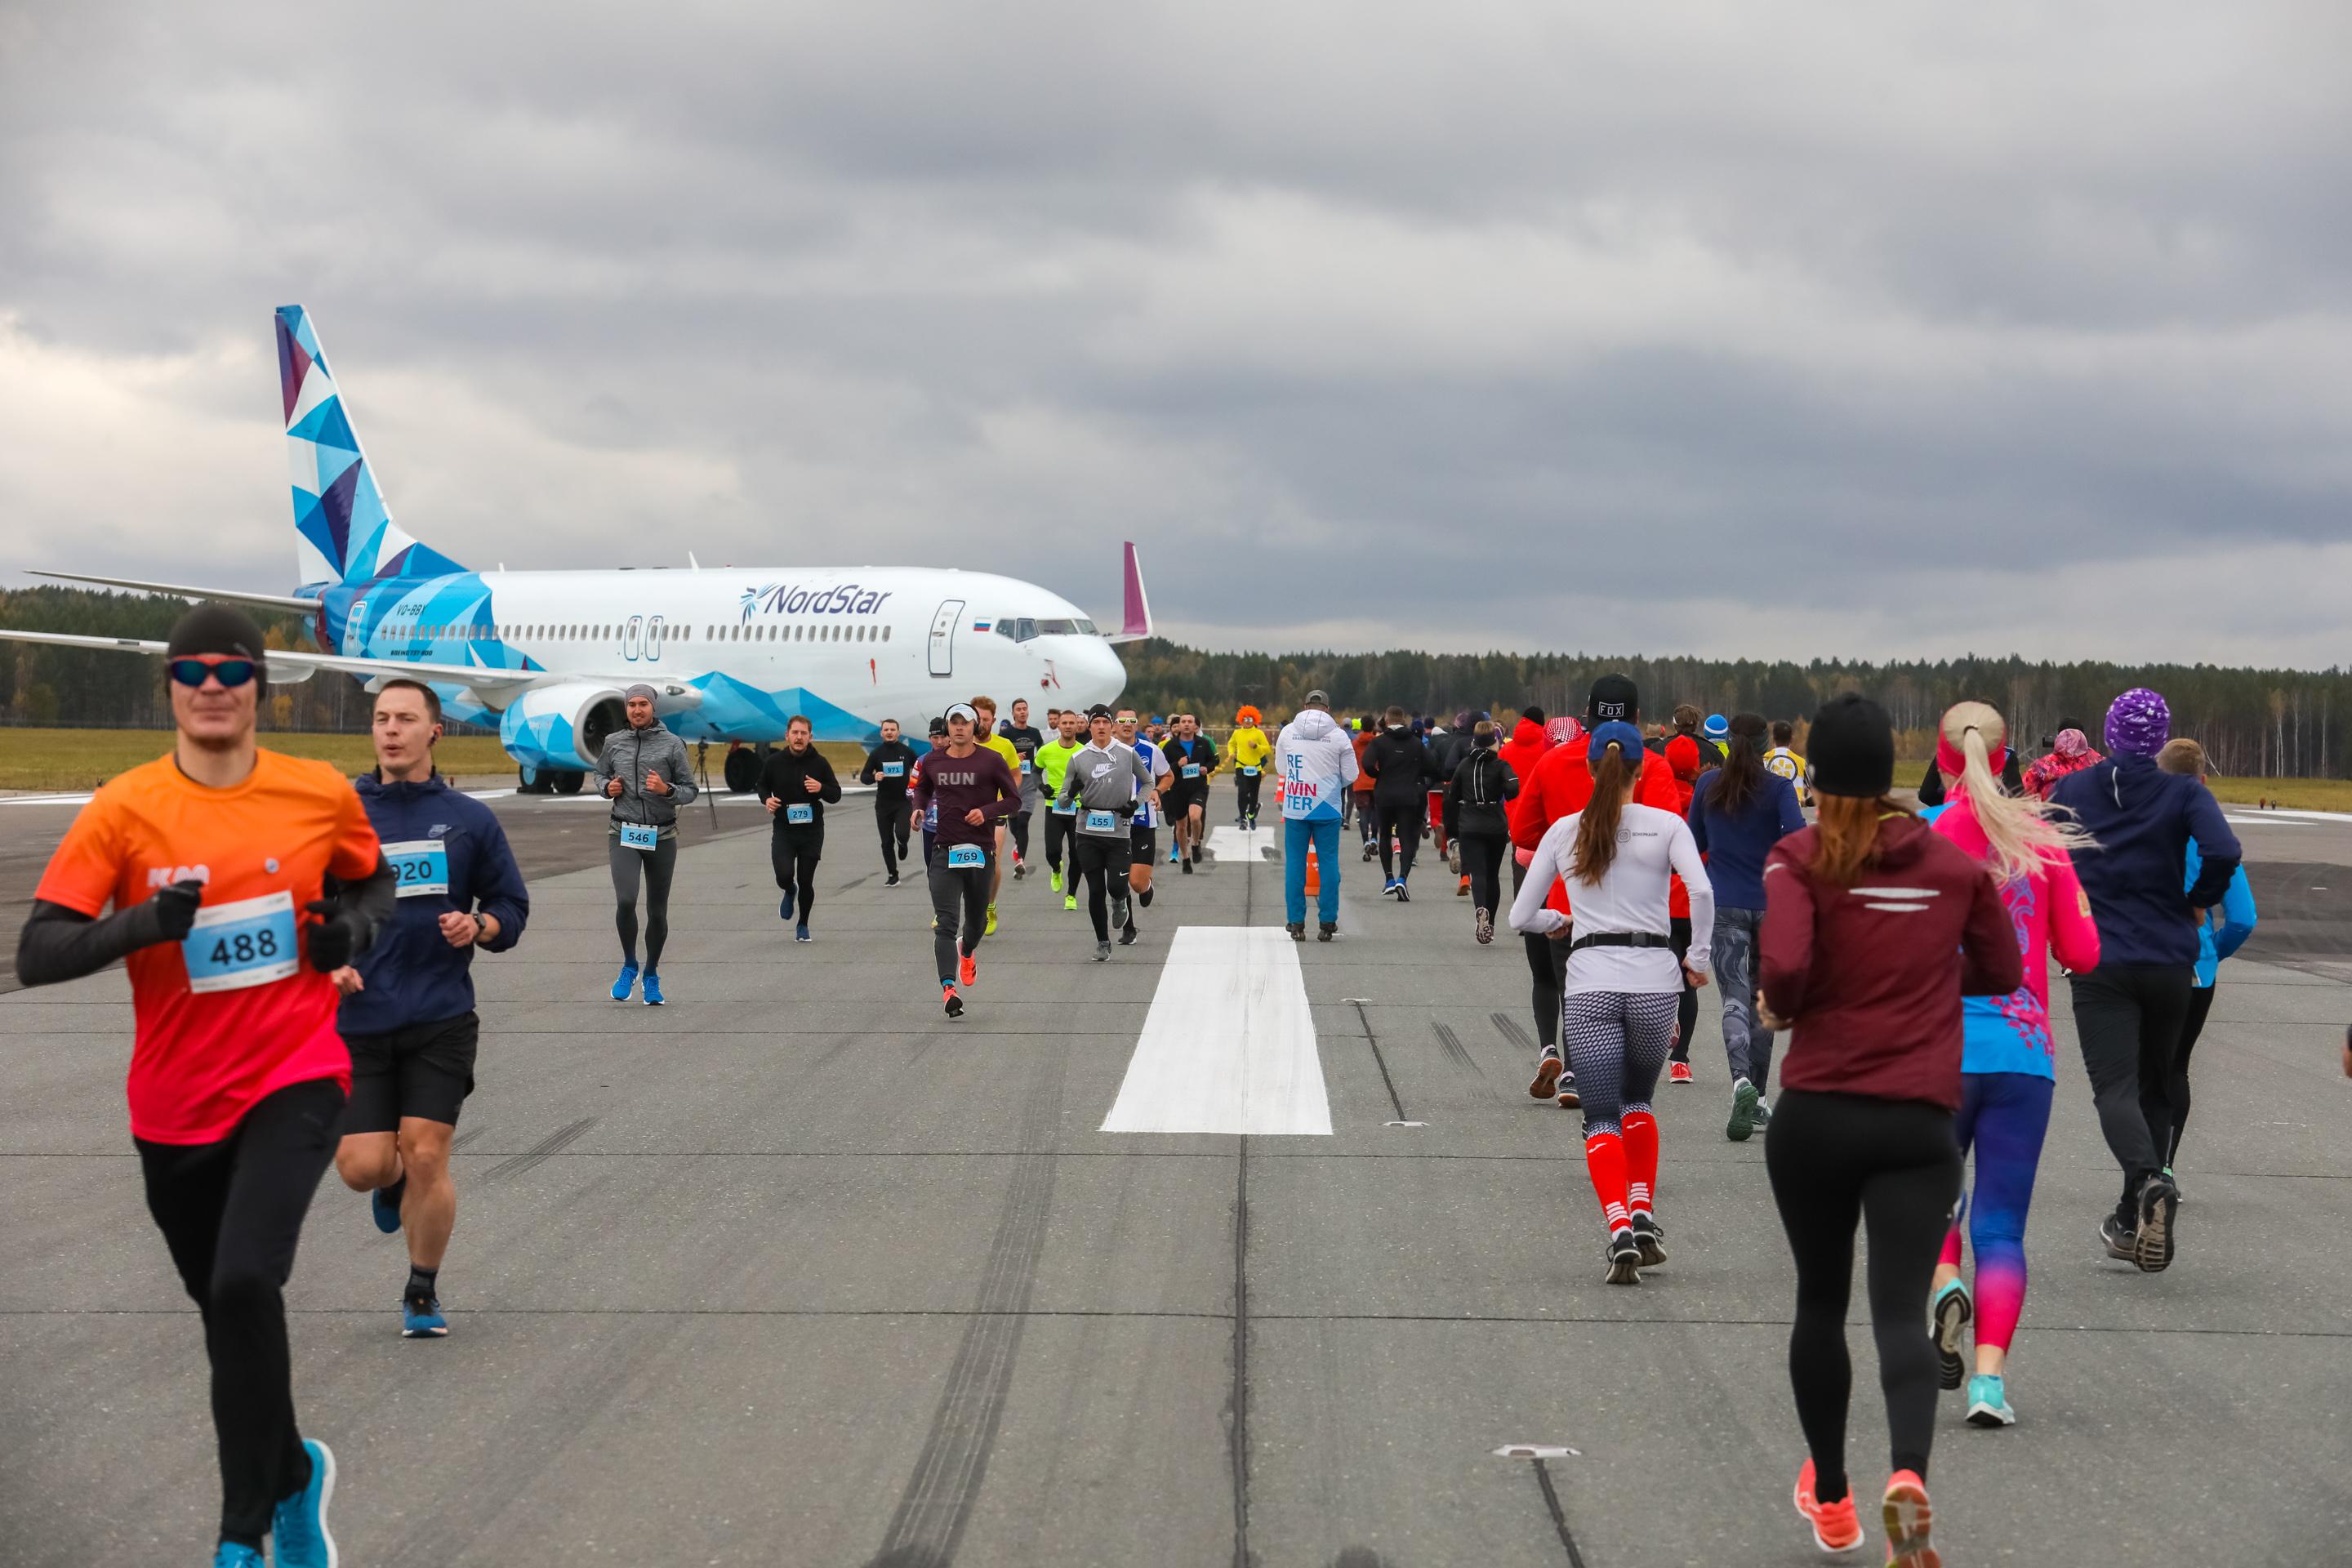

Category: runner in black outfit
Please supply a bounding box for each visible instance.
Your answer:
[998,698,1046,879]
[858,718,919,886]
[757,715,841,942]
[1364,706,1438,899]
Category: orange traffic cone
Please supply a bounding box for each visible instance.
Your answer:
[1303,838,1321,897]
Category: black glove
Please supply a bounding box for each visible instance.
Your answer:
[149,879,204,942]
[305,898,359,973]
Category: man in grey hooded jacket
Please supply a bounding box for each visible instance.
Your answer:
[590,685,700,1003]
[1054,704,1156,960]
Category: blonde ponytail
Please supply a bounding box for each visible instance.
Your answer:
[1940,702,2093,882]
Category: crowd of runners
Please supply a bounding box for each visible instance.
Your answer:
[16,603,2347,1568]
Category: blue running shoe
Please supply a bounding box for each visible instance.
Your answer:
[212,1545,265,1568]
[779,888,795,922]
[610,964,638,1001]
[642,972,666,1006]
[402,1294,448,1339]
[370,1175,405,1235]
[795,923,812,943]
[270,1438,336,1568]
[1965,1372,2016,1428]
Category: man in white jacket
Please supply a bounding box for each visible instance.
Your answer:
[1273,690,1361,942]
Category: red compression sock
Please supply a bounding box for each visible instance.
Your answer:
[1585,1131,1631,1231]
[1621,1110,1659,1216]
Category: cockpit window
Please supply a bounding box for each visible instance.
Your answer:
[993,617,1043,642]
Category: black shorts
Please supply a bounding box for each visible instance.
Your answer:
[1171,789,1208,817]
[1130,823,1159,858]
[344,1011,479,1132]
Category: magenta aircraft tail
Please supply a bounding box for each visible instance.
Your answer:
[1106,541,1153,645]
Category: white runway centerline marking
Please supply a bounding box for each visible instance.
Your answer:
[1102,926,1331,1135]
[1203,824,1276,862]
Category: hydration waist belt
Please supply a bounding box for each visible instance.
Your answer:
[1566,931,1675,955]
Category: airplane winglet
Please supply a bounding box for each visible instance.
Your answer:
[1104,541,1153,644]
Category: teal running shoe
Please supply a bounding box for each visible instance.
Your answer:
[610,964,638,1001]
[270,1438,336,1568]
[1933,1277,1973,1390]
[402,1294,448,1339]
[1965,1372,2016,1427]
[212,1545,265,1567]
[369,1175,404,1235]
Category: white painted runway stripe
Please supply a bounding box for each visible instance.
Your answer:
[1101,925,1331,1135]
[1202,824,1276,862]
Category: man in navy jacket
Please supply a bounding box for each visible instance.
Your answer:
[2051,688,2239,1272]
[330,679,530,1335]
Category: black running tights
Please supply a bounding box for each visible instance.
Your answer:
[771,823,823,923]
[609,834,676,971]
[2167,982,2217,1167]
[1045,808,1076,875]
[875,796,909,877]
[1668,915,1699,1063]
[1374,796,1423,881]
[1512,852,1570,1048]
[1457,831,1507,917]
[138,1079,345,1547]
[1764,1090,1960,1505]
[1075,834,1132,942]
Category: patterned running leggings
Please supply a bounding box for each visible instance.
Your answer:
[1563,990,1678,1137]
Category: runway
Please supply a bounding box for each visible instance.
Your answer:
[3,780,2348,1565]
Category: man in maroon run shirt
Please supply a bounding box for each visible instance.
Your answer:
[910,702,1022,1017]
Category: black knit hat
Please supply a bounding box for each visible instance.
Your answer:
[1586,674,1638,725]
[1807,694,1894,798]
[166,604,269,695]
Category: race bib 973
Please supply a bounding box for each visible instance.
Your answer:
[182,891,299,994]
[947,843,986,869]
[382,839,450,898]
[882,761,905,777]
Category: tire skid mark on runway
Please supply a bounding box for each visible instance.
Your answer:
[1432,1020,1496,1098]
[483,1117,598,1181]
[448,1125,488,1153]
[867,1049,1067,1568]
[1490,1012,1537,1054]
[1349,999,1409,1123]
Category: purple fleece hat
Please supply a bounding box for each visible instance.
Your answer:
[2104,688,2171,758]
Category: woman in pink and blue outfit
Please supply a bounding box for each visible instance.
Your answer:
[1920,702,2100,1430]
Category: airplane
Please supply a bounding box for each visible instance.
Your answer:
[1,305,1148,795]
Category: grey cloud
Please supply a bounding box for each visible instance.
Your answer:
[2,1,2346,664]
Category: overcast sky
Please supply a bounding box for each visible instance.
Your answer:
[3,2,2348,667]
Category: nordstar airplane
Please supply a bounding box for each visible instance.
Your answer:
[3,305,1147,795]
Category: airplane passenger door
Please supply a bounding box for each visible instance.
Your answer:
[929,599,964,678]
[623,615,644,661]
[646,615,665,662]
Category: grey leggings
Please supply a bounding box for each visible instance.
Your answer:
[1713,905,1775,1089]
[610,833,677,971]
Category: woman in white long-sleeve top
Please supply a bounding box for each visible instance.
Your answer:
[1511,719,1715,1284]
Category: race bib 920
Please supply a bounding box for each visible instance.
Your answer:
[182,891,299,994]
[383,839,450,898]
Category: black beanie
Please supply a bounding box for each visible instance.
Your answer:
[1586,674,1638,725]
[1807,694,1894,797]
[166,604,270,695]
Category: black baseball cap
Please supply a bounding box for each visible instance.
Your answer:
[1586,674,1638,725]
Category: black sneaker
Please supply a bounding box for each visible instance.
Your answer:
[1630,1213,1667,1270]
[1395,884,1410,902]
[2134,1173,2178,1273]
[1139,887,1155,908]
[884,873,900,888]
[1094,941,1112,962]
[1317,921,1338,942]
[1361,840,1378,862]
[1119,924,1139,947]
[2099,1209,2137,1263]
[1286,921,1306,942]
[1604,1228,1643,1285]
[1181,858,1193,875]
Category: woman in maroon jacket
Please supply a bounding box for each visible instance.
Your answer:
[1757,695,2020,1567]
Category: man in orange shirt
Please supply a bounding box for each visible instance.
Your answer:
[16,605,394,1568]
[1508,675,1684,1105]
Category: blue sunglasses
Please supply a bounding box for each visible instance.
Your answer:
[167,657,260,689]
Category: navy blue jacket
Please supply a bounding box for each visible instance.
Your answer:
[1688,769,1806,910]
[2051,755,2240,968]
[339,773,529,1034]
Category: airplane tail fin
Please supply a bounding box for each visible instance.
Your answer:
[278,305,466,590]
[1103,541,1154,644]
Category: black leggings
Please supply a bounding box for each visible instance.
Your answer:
[1075,833,1132,941]
[875,795,909,877]
[2069,963,2193,1208]
[771,823,822,923]
[1458,831,1507,915]
[1374,796,1423,880]
[137,1078,345,1548]
[1009,808,1033,862]
[1045,808,1076,874]
[609,833,676,971]
[1668,915,1699,1063]
[1764,1091,1960,1503]
[2167,983,2217,1167]
[1236,771,1262,822]
[1512,852,1570,1049]
[928,853,993,982]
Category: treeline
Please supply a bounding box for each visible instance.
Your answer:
[0,586,488,734]
[1122,641,2349,778]
[4,589,2342,777]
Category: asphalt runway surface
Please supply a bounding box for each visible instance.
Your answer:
[3,780,2349,1565]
